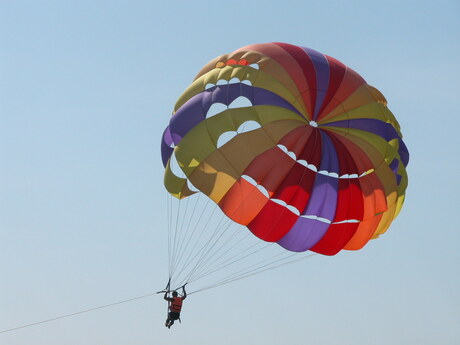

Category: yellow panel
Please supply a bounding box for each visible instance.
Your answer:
[174,105,305,176]
[367,85,387,105]
[325,127,400,165]
[319,84,376,122]
[322,102,387,123]
[372,196,397,238]
[393,194,406,219]
[188,155,239,203]
[163,162,196,199]
[174,127,217,176]
[173,65,305,115]
[318,87,402,140]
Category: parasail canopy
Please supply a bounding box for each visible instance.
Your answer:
[161,42,409,261]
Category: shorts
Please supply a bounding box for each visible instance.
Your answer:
[169,311,180,320]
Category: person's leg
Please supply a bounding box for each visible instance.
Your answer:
[165,312,172,327]
[168,312,179,328]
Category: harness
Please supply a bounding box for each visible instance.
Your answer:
[158,280,186,324]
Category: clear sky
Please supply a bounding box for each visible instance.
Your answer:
[1,1,459,344]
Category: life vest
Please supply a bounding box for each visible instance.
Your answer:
[170,297,183,313]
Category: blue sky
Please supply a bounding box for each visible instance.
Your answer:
[1,1,459,344]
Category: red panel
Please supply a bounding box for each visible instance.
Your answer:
[298,129,322,165]
[277,125,312,158]
[316,67,366,122]
[270,129,322,212]
[308,132,365,254]
[243,147,295,196]
[248,200,299,242]
[329,134,364,221]
[333,179,363,222]
[328,131,360,175]
[274,42,317,117]
[327,131,387,213]
[317,55,346,118]
[272,164,316,212]
[310,222,360,255]
[237,43,310,115]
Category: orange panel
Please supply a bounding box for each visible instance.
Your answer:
[218,178,268,225]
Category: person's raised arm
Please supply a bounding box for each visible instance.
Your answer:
[182,285,187,300]
[164,291,169,301]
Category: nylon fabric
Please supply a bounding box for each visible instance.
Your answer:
[161,42,409,256]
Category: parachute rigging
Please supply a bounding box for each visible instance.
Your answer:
[165,193,315,293]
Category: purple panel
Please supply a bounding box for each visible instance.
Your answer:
[161,126,174,167]
[277,131,339,252]
[300,132,339,220]
[302,47,330,121]
[167,84,304,145]
[169,95,207,143]
[398,139,409,167]
[277,218,331,252]
[323,118,398,141]
[301,174,338,218]
[389,158,402,186]
[389,158,399,173]
[316,131,340,175]
[163,125,173,143]
[253,87,303,115]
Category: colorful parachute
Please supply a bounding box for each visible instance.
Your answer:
[161,42,409,256]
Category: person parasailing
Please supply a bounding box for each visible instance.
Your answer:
[164,285,187,328]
